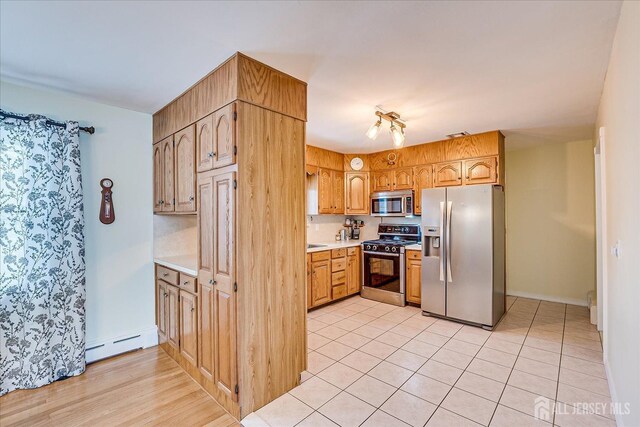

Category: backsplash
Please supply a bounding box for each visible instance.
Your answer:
[153,215,197,257]
[307,215,420,242]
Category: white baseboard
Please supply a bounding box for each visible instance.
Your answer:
[604,358,623,426]
[85,326,158,364]
[506,290,588,307]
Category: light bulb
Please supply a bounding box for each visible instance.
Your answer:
[390,123,405,148]
[366,120,382,140]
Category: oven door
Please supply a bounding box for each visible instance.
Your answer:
[361,250,406,306]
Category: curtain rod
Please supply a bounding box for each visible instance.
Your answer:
[0,111,95,134]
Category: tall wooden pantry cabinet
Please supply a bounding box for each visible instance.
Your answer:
[153,53,307,420]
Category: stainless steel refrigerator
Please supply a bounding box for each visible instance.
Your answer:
[421,184,505,329]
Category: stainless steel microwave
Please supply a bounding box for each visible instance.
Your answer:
[370,190,414,216]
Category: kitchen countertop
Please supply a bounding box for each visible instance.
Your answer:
[405,243,422,251]
[307,240,362,253]
[154,255,198,276]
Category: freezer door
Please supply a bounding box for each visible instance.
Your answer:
[421,188,446,316]
[445,185,494,325]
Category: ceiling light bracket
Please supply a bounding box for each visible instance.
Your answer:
[374,111,406,129]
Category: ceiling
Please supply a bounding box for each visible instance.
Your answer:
[0,1,621,153]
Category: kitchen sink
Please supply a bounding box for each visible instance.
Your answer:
[307,244,327,249]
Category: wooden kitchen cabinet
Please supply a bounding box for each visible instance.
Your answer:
[198,281,215,382]
[393,167,414,190]
[372,170,393,192]
[196,114,214,172]
[157,279,168,343]
[317,168,345,214]
[153,142,164,213]
[156,53,307,419]
[180,289,198,367]
[212,103,236,169]
[166,283,180,351]
[174,124,196,213]
[333,171,345,214]
[433,161,462,187]
[463,156,497,185]
[160,135,175,212]
[345,172,369,214]
[309,257,331,307]
[346,247,361,295]
[405,250,422,304]
[413,165,433,215]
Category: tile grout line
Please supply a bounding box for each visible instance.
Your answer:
[486,297,541,426]
[552,302,567,426]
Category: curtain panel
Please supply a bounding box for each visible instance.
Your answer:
[0,111,86,395]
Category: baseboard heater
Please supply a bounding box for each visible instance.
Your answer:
[85,327,158,364]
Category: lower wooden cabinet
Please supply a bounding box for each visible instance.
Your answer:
[308,246,361,309]
[166,283,180,351]
[405,250,422,304]
[198,281,215,382]
[180,289,198,367]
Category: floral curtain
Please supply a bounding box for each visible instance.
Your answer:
[0,110,86,395]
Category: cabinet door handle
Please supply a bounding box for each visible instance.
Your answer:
[183,281,189,285]
[163,273,169,277]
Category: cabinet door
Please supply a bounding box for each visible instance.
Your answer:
[157,279,168,343]
[161,135,175,211]
[306,253,312,309]
[197,174,214,287]
[180,290,198,367]
[310,259,331,307]
[213,171,237,400]
[166,284,180,350]
[394,167,414,190]
[413,165,433,215]
[174,124,196,212]
[333,171,345,214]
[406,252,422,304]
[433,161,462,187]
[213,103,236,169]
[463,156,497,185]
[346,248,361,295]
[198,281,215,381]
[153,142,164,212]
[372,171,393,192]
[345,172,369,214]
[196,114,214,172]
[318,169,333,214]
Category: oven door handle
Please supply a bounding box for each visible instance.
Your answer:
[363,251,401,257]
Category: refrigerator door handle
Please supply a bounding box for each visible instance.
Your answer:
[446,200,453,283]
[439,201,445,282]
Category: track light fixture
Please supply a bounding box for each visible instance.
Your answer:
[366,110,406,148]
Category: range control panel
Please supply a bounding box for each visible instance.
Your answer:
[377,224,421,236]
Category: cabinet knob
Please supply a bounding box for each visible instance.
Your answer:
[183,281,189,285]
[190,306,195,312]
[163,273,169,277]
[213,280,217,285]
[189,195,194,201]
[164,293,168,298]
[209,279,213,285]
[208,152,214,158]
[212,151,217,157]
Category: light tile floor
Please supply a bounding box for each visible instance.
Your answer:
[243,296,615,427]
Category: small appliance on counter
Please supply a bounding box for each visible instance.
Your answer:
[361,223,421,306]
[344,218,364,240]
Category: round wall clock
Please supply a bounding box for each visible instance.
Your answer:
[350,157,364,171]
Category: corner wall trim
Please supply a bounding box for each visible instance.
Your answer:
[506,290,588,307]
[85,326,158,364]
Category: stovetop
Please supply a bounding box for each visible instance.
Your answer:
[362,238,418,246]
[362,223,421,253]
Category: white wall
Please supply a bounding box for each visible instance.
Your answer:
[505,139,596,305]
[0,81,155,352]
[594,1,640,425]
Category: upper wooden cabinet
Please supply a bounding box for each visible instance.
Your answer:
[464,156,497,185]
[316,168,344,214]
[345,172,369,214]
[174,125,196,212]
[154,128,197,214]
[413,165,433,215]
[393,167,414,190]
[372,170,393,192]
[198,281,215,382]
[161,136,175,212]
[196,114,214,172]
[153,142,163,213]
[212,103,236,169]
[433,161,462,187]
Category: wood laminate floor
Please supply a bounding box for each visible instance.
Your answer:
[0,347,239,427]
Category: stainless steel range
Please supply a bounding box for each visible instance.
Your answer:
[361,223,421,306]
